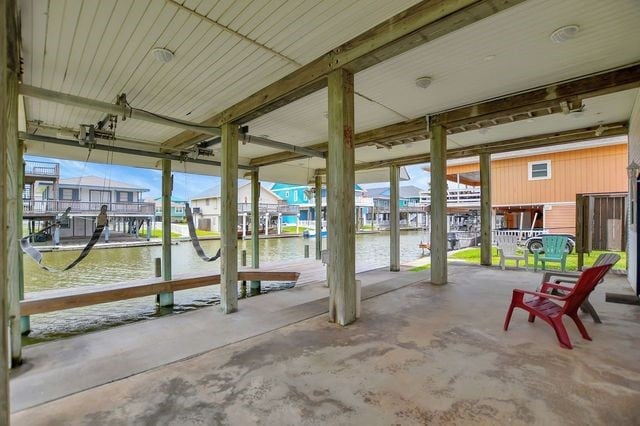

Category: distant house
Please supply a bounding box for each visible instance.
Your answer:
[365,185,428,228]
[270,183,373,226]
[23,161,154,240]
[422,138,628,245]
[190,182,297,233]
[153,196,187,222]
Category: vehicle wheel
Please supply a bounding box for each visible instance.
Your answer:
[527,240,544,254]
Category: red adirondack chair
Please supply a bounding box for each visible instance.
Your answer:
[503,264,613,349]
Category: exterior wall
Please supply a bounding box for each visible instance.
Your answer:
[543,203,576,234]
[447,144,628,206]
[627,90,640,294]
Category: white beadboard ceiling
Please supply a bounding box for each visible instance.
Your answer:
[21,0,640,184]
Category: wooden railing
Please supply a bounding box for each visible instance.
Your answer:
[23,199,156,215]
[420,188,481,206]
[493,229,546,243]
[24,161,59,177]
[238,203,299,215]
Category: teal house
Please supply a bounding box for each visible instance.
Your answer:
[154,196,187,222]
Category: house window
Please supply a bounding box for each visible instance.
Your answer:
[294,191,298,202]
[285,191,290,198]
[206,199,210,206]
[174,207,184,214]
[116,191,133,202]
[528,160,551,180]
[60,188,75,200]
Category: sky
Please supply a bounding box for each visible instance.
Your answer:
[25,155,430,199]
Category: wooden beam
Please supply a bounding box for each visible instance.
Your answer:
[480,153,492,266]
[432,64,640,129]
[430,124,448,285]
[250,117,427,167]
[390,165,400,272]
[315,121,628,173]
[20,271,301,316]
[220,122,239,314]
[162,0,522,150]
[327,68,357,325]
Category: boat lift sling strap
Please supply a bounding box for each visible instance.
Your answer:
[185,202,221,262]
[21,205,109,272]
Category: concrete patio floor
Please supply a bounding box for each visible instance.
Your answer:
[12,264,640,425]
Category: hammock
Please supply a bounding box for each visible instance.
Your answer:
[185,202,221,262]
[21,205,109,272]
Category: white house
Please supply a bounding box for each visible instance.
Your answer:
[190,182,297,233]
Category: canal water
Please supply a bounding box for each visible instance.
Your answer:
[24,231,427,343]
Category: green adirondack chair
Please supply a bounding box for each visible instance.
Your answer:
[533,235,568,272]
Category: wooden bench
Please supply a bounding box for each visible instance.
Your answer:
[20,271,300,315]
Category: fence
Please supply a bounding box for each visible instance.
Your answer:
[23,199,155,215]
[24,161,59,177]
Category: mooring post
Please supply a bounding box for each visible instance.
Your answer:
[154,257,161,278]
[304,244,310,258]
[157,159,174,307]
[220,122,239,313]
[327,68,357,325]
[250,170,261,292]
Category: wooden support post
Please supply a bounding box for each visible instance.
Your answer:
[12,140,25,357]
[315,174,323,260]
[480,153,492,266]
[242,213,247,239]
[158,159,174,307]
[277,213,282,235]
[327,68,356,325]
[430,124,448,285]
[390,165,400,272]
[19,142,29,335]
[241,250,247,267]
[1,0,18,417]
[304,245,310,258]
[220,122,239,313]
[250,170,260,291]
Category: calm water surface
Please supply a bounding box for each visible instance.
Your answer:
[24,231,427,342]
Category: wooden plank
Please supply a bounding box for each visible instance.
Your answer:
[220,122,239,313]
[20,271,301,316]
[162,0,521,150]
[430,124,447,285]
[432,64,640,129]
[480,153,492,266]
[327,68,356,326]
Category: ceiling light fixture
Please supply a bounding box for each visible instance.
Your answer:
[152,47,175,63]
[549,25,580,43]
[415,76,432,89]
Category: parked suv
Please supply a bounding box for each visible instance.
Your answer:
[524,234,575,254]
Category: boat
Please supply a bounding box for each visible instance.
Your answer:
[302,228,327,238]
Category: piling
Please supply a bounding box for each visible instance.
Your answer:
[304,244,310,258]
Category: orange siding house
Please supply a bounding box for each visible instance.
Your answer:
[445,142,628,234]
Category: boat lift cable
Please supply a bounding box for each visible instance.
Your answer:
[185,202,221,262]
